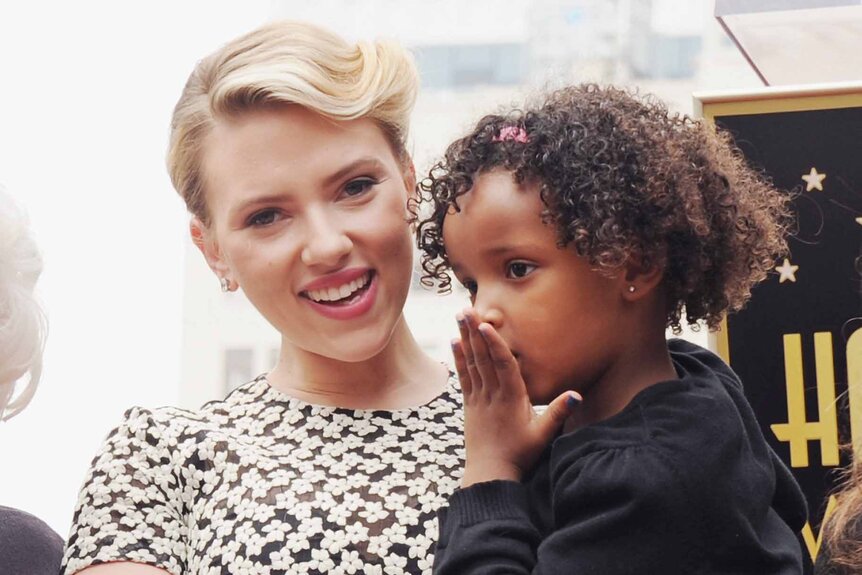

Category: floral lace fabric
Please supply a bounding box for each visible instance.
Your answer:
[62,374,464,575]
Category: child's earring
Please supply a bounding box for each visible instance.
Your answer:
[627,285,636,293]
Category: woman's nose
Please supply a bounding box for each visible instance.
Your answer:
[300,211,353,269]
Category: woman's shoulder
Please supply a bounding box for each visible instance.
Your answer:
[91,376,273,458]
[116,375,272,426]
[0,505,64,575]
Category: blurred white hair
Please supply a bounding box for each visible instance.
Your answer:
[0,186,46,421]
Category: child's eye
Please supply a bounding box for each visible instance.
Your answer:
[342,178,377,198]
[247,209,284,227]
[506,262,536,279]
[460,279,478,299]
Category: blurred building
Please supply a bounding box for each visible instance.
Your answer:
[629,0,703,79]
[179,0,757,407]
[527,0,628,85]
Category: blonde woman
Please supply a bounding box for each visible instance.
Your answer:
[0,188,63,574]
[61,21,462,575]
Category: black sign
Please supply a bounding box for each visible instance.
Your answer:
[702,90,862,574]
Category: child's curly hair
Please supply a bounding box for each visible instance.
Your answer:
[415,84,792,332]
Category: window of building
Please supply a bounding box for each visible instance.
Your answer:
[413,43,526,89]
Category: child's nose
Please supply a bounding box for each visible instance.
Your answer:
[474,304,504,329]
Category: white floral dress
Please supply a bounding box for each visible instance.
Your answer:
[61,374,464,575]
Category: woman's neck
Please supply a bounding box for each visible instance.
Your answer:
[266,316,449,410]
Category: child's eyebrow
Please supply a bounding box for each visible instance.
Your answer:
[481,243,540,258]
[447,244,541,273]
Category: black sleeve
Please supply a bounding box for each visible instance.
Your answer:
[0,506,65,575]
[433,447,699,575]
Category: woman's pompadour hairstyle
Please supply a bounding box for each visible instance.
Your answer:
[167,20,419,225]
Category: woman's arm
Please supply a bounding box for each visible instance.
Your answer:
[62,408,187,575]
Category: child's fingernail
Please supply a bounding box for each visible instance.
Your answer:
[450,339,460,351]
[567,393,581,408]
[456,314,466,327]
[477,324,490,339]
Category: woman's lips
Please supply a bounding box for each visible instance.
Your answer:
[304,271,372,303]
[299,267,371,294]
[303,271,378,320]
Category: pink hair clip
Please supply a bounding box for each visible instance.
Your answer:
[493,126,529,143]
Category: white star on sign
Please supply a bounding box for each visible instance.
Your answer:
[775,258,799,283]
[801,167,826,191]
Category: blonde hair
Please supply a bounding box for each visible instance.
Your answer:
[167,20,419,225]
[0,187,45,422]
[821,451,862,570]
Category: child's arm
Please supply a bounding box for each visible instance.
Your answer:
[434,312,696,574]
[434,445,697,574]
[451,310,578,488]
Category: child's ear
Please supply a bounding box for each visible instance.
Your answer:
[621,254,664,301]
[190,217,233,284]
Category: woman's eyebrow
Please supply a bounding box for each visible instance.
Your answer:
[323,157,385,187]
[231,192,293,219]
[229,157,387,218]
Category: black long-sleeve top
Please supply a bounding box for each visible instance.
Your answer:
[434,339,808,575]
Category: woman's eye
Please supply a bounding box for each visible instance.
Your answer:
[247,209,281,227]
[342,178,377,198]
[506,262,536,279]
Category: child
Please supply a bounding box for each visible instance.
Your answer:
[416,84,808,574]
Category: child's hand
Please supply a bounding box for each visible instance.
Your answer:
[453,309,581,488]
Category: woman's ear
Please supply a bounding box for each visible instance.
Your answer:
[402,160,417,202]
[621,254,664,301]
[402,160,421,230]
[190,217,232,284]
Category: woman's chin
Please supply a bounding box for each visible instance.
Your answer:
[317,329,397,364]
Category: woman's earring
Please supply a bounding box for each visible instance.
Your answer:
[220,277,231,293]
[627,285,636,293]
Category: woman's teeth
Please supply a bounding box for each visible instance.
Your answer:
[306,272,371,303]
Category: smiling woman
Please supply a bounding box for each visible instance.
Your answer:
[60,20,462,575]
[196,106,417,362]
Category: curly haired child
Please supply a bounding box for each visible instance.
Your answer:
[416,84,808,574]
